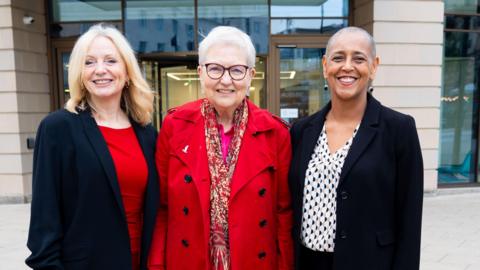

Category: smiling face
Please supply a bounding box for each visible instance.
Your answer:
[82,36,128,104]
[198,43,255,113]
[323,31,379,103]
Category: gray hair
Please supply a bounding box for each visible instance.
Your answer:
[198,26,256,67]
[325,26,376,60]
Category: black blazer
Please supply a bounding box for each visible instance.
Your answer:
[289,95,423,270]
[26,109,159,270]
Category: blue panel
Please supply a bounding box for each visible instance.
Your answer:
[125,0,195,53]
[197,1,269,54]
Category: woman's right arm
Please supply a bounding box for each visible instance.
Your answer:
[26,117,65,270]
[148,116,173,270]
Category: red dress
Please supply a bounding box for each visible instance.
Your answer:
[99,126,148,270]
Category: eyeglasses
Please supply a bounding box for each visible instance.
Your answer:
[203,63,250,81]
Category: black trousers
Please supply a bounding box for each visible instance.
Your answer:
[300,245,334,270]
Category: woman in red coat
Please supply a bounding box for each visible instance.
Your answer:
[148,26,293,270]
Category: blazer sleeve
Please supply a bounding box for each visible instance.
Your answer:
[393,116,424,270]
[275,126,294,270]
[26,118,66,270]
[148,116,172,270]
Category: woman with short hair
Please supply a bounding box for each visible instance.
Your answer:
[289,27,423,270]
[148,26,294,270]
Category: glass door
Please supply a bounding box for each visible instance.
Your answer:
[270,36,330,123]
[140,60,200,128]
[160,65,201,117]
[51,39,75,110]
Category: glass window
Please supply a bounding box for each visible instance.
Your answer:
[50,22,123,38]
[271,18,347,35]
[125,0,195,53]
[197,0,269,54]
[50,0,121,22]
[270,0,349,35]
[439,31,480,184]
[271,0,349,17]
[445,14,480,31]
[445,0,479,14]
[279,47,328,123]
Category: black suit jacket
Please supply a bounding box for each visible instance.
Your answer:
[289,95,423,270]
[26,109,159,270]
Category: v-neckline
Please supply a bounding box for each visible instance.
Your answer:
[322,123,359,158]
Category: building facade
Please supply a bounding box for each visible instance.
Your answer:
[0,0,478,203]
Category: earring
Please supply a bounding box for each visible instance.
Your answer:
[125,80,130,89]
[368,86,374,93]
[324,83,329,91]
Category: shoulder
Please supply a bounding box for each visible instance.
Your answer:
[165,99,202,118]
[378,104,416,130]
[248,101,289,132]
[39,109,78,131]
[36,109,79,143]
[290,110,322,135]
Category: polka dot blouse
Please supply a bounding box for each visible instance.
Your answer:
[301,123,359,252]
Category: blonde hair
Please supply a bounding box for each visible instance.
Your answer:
[65,23,154,126]
[198,26,256,67]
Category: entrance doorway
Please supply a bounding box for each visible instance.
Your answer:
[269,36,330,124]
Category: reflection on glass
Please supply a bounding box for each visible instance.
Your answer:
[249,57,266,108]
[438,31,480,184]
[198,0,269,54]
[50,0,121,22]
[445,0,479,14]
[161,65,201,119]
[445,15,480,31]
[271,0,348,17]
[279,48,328,124]
[125,0,195,53]
[271,18,347,34]
[62,52,71,102]
[50,22,122,38]
[141,61,161,129]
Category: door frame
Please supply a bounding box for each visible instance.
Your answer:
[267,35,330,115]
[50,39,76,110]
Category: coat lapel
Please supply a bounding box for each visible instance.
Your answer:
[79,109,126,219]
[169,109,211,227]
[338,95,381,187]
[230,110,274,201]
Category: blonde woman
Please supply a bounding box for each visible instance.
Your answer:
[26,24,159,270]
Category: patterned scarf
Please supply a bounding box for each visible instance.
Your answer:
[201,98,248,270]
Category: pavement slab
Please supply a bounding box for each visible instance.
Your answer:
[0,192,479,270]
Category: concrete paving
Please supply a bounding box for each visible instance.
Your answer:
[1,192,479,270]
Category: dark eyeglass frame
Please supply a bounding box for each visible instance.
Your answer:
[203,63,251,81]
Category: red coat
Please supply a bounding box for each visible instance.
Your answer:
[149,99,293,270]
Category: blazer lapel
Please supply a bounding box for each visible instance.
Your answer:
[296,104,330,196]
[338,95,381,187]
[79,109,126,219]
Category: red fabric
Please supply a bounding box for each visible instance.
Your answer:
[99,126,148,270]
[148,99,293,270]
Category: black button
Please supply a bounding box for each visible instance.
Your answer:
[340,230,347,239]
[181,239,189,247]
[184,174,192,183]
[183,206,189,215]
[341,191,349,200]
[258,251,266,259]
[259,219,267,227]
[258,188,266,197]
